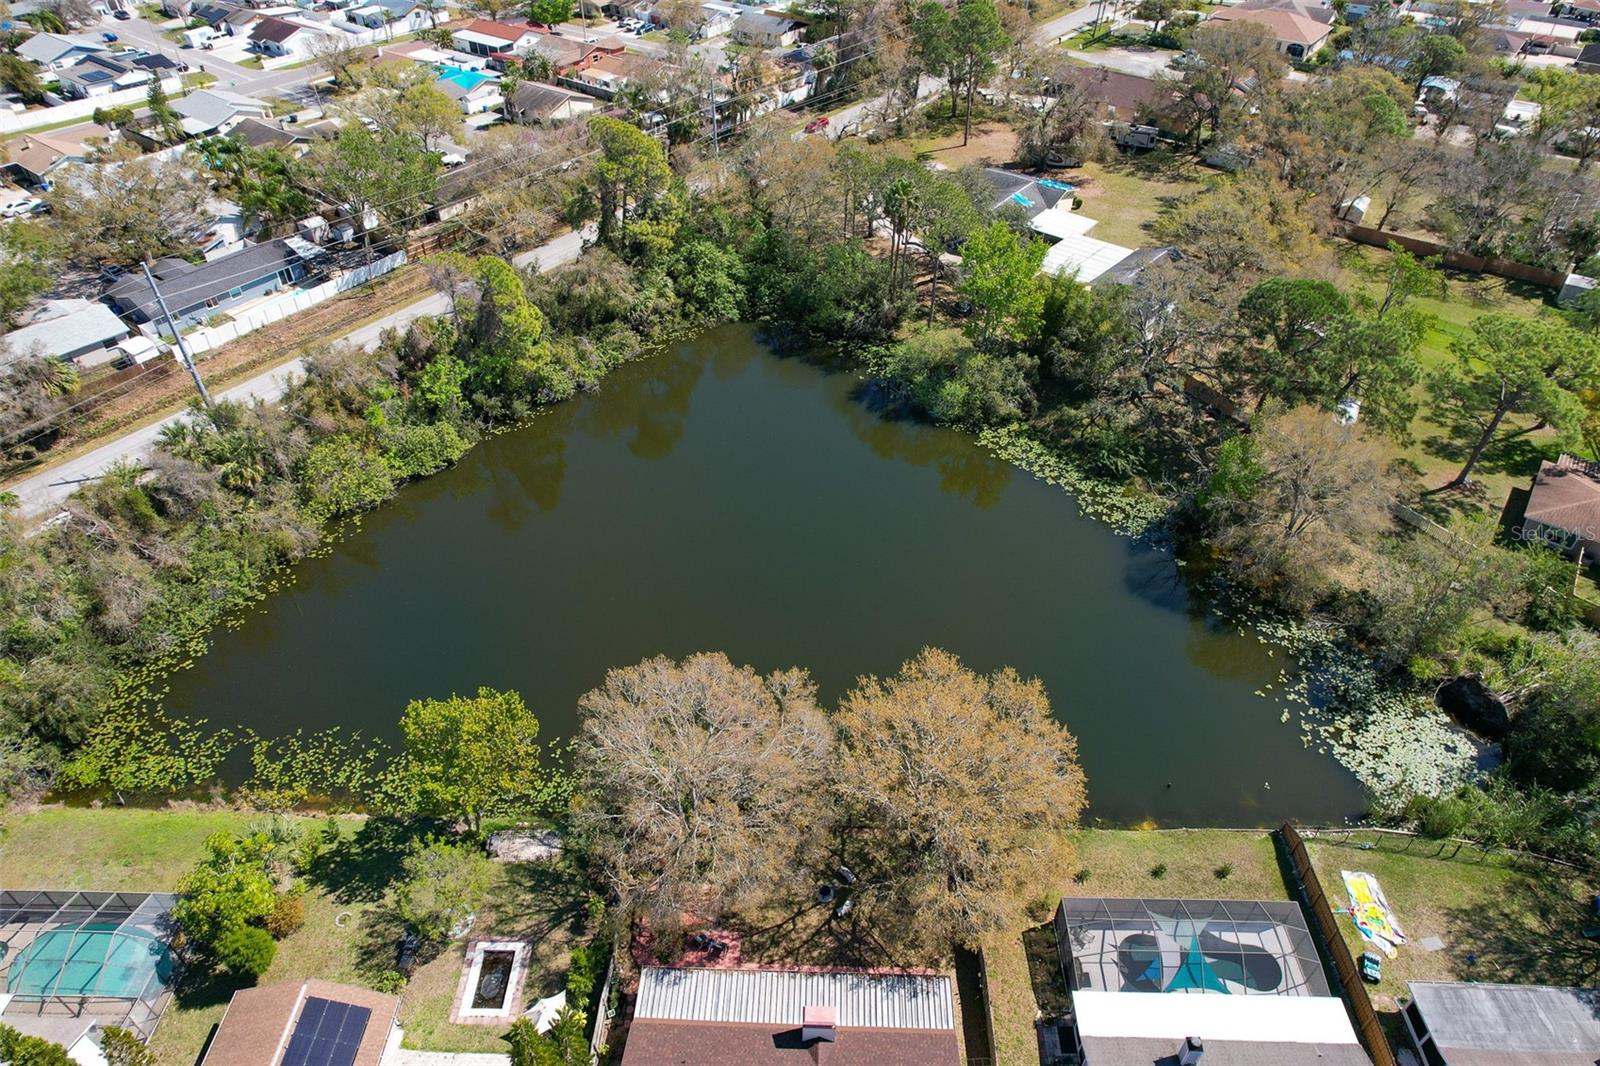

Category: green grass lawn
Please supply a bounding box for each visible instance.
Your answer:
[1058,156,1207,250]
[1304,830,1600,1011]
[1,807,589,1066]
[1331,243,1560,519]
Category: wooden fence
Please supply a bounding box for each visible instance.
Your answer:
[1333,222,1569,291]
[966,945,999,1066]
[1277,823,1398,1066]
[589,952,617,1065]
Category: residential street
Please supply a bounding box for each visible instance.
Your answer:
[92,11,333,101]
[3,227,593,519]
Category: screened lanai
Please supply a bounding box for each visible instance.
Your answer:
[0,889,179,1040]
[1054,897,1331,999]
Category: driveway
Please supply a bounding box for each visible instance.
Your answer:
[4,227,595,519]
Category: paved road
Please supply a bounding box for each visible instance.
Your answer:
[4,228,593,518]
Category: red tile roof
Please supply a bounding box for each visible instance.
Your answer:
[460,18,535,41]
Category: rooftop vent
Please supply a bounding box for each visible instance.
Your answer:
[802,1004,837,1044]
[1177,1036,1204,1066]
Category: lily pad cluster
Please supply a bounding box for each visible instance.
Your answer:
[978,424,1171,540]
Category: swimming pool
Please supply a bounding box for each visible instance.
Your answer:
[5,922,174,999]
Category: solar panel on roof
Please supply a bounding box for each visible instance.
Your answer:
[280,996,371,1066]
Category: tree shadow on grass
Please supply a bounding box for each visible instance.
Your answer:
[304,817,440,906]
[1443,872,1600,988]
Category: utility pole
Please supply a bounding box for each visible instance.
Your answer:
[708,75,720,155]
[142,259,211,407]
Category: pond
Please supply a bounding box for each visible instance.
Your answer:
[161,323,1367,826]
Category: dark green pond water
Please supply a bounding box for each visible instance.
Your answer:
[162,324,1367,825]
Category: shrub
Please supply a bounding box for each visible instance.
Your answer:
[172,832,277,949]
[1214,863,1233,880]
[100,1026,155,1066]
[382,421,470,480]
[264,891,305,939]
[1072,868,1091,884]
[297,435,398,523]
[1149,863,1167,879]
[370,970,407,995]
[216,924,277,980]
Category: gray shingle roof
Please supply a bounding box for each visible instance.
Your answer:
[171,88,269,133]
[102,239,315,321]
[4,299,128,360]
[1409,981,1600,1064]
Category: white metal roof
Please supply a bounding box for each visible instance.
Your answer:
[1041,233,1136,283]
[634,967,955,1031]
[1073,989,1360,1045]
[1029,207,1099,241]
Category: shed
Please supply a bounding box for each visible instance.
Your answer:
[1402,981,1600,1065]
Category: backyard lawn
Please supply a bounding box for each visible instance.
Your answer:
[1304,829,1600,1012]
[1333,243,1561,522]
[0,807,590,1066]
[1053,156,1206,250]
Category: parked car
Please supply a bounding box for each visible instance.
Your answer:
[0,194,42,218]
[113,9,132,18]
[804,115,829,134]
[100,31,118,41]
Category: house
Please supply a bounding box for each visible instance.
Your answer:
[1050,897,1369,1065]
[2,298,130,366]
[1401,981,1600,1065]
[15,32,104,70]
[434,64,503,114]
[103,237,324,334]
[1203,6,1334,58]
[619,966,961,1065]
[192,2,261,35]
[200,979,402,1066]
[731,10,803,47]
[1066,67,1163,124]
[344,0,433,32]
[171,88,272,136]
[1576,41,1600,72]
[0,1018,108,1066]
[2,124,115,188]
[567,51,661,98]
[248,16,330,58]
[229,115,313,151]
[451,18,542,58]
[1231,0,1336,24]
[1522,454,1600,560]
[54,52,156,99]
[697,1,741,36]
[526,32,621,73]
[1554,0,1600,21]
[507,80,596,124]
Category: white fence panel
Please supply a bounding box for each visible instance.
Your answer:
[0,77,184,133]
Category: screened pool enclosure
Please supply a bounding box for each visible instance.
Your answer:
[1054,897,1331,999]
[0,889,178,1040]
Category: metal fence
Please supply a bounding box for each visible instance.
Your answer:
[1276,824,1397,1066]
